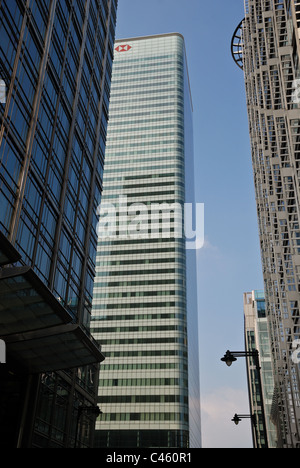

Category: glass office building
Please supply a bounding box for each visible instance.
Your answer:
[244,291,277,448]
[91,33,201,448]
[0,0,118,447]
[232,0,300,448]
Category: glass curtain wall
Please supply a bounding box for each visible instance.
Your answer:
[91,33,201,449]
[0,0,118,448]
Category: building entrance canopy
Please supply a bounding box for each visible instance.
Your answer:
[0,237,104,374]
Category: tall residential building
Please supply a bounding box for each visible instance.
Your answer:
[244,290,277,448]
[0,0,118,448]
[232,0,300,448]
[91,33,201,448]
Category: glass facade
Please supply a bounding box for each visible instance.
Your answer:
[91,34,201,448]
[0,0,117,326]
[233,0,300,448]
[0,0,118,448]
[244,291,277,448]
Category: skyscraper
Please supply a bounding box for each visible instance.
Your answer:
[232,0,300,448]
[0,0,118,448]
[91,33,201,448]
[244,290,277,448]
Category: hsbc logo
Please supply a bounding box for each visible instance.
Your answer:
[115,44,132,53]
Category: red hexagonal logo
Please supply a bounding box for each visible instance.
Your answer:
[115,44,132,52]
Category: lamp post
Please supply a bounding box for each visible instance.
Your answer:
[221,349,268,448]
[231,413,259,448]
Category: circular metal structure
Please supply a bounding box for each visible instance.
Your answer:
[231,19,245,70]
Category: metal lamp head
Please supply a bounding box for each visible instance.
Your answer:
[221,350,237,367]
[232,414,241,425]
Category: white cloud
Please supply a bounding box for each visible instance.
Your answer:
[201,387,253,448]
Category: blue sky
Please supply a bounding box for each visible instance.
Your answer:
[114,0,263,448]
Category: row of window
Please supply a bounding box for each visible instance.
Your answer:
[99,394,187,404]
[103,350,188,358]
[107,132,184,145]
[111,81,181,95]
[98,236,182,247]
[92,324,186,334]
[109,102,182,119]
[93,291,184,300]
[105,154,184,166]
[113,56,183,69]
[107,123,184,137]
[100,363,180,371]
[94,268,184,277]
[98,337,186,346]
[105,164,184,174]
[112,71,183,87]
[94,278,185,289]
[114,61,183,77]
[107,116,183,130]
[91,312,186,322]
[97,245,179,255]
[108,94,181,109]
[99,377,184,387]
[112,71,183,85]
[102,190,180,200]
[97,233,184,244]
[99,412,188,423]
[97,257,180,267]
[93,301,186,310]
[106,174,179,189]
[109,108,184,123]
[113,53,181,65]
[106,139,184,152]
[103,180,182,192]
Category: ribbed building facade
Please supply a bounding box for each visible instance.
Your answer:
[0,0,118,448]
[91,33,201,448]
[232,0,300,448]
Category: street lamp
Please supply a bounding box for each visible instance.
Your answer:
[221,350,237,367]
[232,413,255,426]
[232,413,243,425]
[221,349,260,366]
[221,349,268,448]
[231,413,259,448]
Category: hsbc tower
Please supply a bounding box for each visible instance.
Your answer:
[91,34,201,449]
